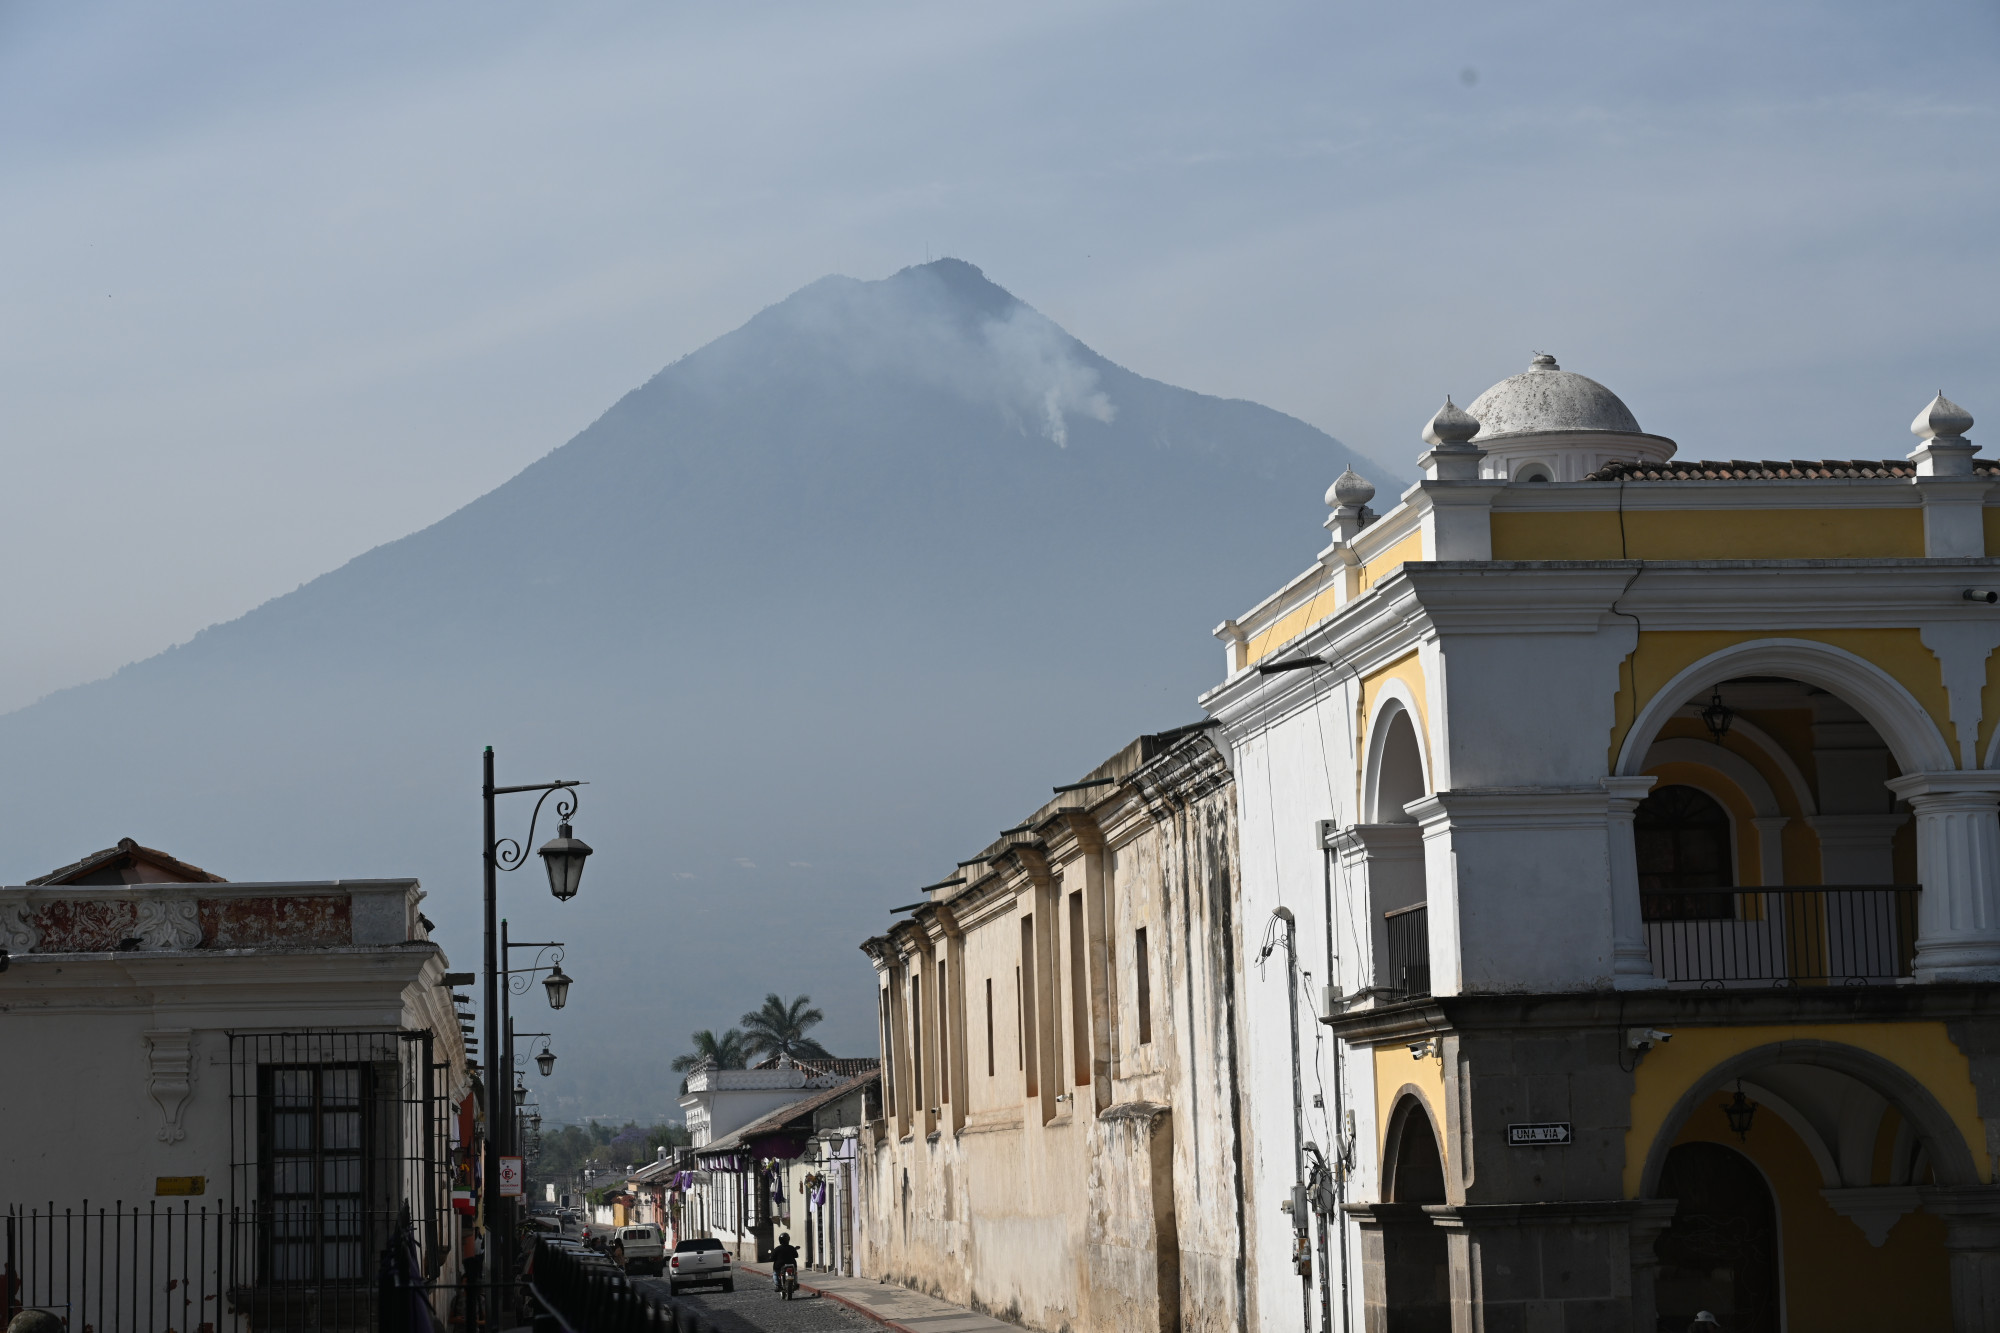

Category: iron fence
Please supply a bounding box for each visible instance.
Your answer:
[1644,885,1920,986]
[1384,904,1430,1000]
[5,1201,229,1333]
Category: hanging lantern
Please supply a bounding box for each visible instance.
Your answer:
[539,823,593,902]
[543,966,573,1011]
[1701,690,1735,744]
[537,1048,557,1076]
[1723,1085,1758,1140]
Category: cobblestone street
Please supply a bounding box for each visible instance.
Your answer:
[632,1275,878,1333]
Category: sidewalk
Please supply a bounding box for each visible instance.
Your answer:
[737,1262,1014,1333]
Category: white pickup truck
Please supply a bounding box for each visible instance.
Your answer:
[609,1224,666,1276]
[665,1236,733,1294]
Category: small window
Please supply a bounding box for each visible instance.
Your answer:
[937,958,950,1105]
[985,977,995,1078]
[1135,927,1152,1046]
[1637,784,1735,920]
[1515,463,1553,483]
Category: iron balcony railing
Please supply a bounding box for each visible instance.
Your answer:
[1385,903,1431,1000]
[1643,885,1920,986]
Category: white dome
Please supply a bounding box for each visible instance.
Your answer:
[1467,353,1643,441]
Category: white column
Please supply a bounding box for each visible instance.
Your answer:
[1888,773,2000,982]
[1604,776,1664,988]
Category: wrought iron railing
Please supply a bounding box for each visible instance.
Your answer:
[1644,885,1920,986]
[1385,904,1431,1000]
[5,1201,231,1333]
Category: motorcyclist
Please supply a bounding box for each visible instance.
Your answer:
[769,1231,801,1293]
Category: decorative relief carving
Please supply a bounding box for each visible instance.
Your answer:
[0,903,39,951]
[135,897,202,951]
[143,1029,197,1144]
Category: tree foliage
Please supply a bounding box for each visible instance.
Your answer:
[739,993,831,1063]
[670,1027,751,1073]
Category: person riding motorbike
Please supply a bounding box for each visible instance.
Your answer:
[769,1231,801,1297]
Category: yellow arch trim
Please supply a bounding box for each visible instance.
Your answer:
[1623,1022,1990,1197]
[1609,629,1953,774]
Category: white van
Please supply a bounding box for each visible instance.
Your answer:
[609,1224,666,1276]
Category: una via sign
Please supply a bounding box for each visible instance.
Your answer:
[1507,1122,1573,1146]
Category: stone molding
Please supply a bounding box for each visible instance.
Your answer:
[143,1028,196,1144]
[1822,1185,1922,1246]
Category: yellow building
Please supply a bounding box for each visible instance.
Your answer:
[1202,358,2000,1331]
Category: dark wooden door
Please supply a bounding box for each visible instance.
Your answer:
[1654,1141,1781,1332]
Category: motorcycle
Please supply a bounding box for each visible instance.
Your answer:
[777,1263,798,1301]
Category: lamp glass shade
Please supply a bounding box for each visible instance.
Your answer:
[537,1049,557,1076]
[1701,691,1735,743]
[1723,1089,1757,1139]
[539,822,592,901]
[543,966,572,1010]
[514,1084,526,1107]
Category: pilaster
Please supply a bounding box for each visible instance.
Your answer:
[1603,776,1663,989]
[1887,773,2000,982]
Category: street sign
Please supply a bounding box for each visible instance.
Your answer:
[155,1176,206,1196]
[498,1157,524,1196]
[1507,1123,1573,1146]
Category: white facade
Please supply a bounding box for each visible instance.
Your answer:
[678,1064,844,1147]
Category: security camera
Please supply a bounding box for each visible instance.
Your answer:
[1626,1027,1673,1050]
[1966,589,2000,604]
[1409,1037,1439,1060]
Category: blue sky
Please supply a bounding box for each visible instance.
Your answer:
[1,0,1996,717]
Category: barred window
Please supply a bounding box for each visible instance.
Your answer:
[262,1064,369,1281]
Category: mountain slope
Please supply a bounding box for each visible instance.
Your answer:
[0,260,1382,1118]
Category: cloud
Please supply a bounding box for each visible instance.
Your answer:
[733,857,757,869]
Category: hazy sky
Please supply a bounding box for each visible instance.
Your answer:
[3,0,1997,719]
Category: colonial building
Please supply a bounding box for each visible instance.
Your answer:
[857,724,1247,1333]
[673,1055,874,1257]
[1205,358,2000,1330]
[0,840,475,1331]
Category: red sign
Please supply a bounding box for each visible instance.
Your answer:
[498,1157,524,1197]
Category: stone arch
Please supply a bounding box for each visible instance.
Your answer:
[1637,1039,1981,1199]
[1364,690,1431,824]
[1616,638,1956,779]
[1382,1088,1448,1203]
[1642,738,1782,818]
[1641,737,1788,885]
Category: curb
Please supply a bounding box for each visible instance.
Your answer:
[737,1262,924,1333]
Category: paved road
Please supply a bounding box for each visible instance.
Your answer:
[633,1274,876,1333]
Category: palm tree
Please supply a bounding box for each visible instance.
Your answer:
[739,993,831,1064]
[670,1027,750,1072]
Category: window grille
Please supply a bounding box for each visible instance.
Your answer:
[227,1030,448,1323]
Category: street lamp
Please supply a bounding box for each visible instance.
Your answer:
[482,747,591,1323]
[544,965,572,1010]
[539,824,593,901]
[537,1047,557,1077]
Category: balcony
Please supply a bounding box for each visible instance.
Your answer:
[1644,885,1920,987]
[1385,903,1430,1000]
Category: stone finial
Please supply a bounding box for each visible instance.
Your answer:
[1529,352,1559,372]
[1325,466,1376,510]
[1911,391,1974,441]
[1907,391,1977,477]
[1422,396,1482,447]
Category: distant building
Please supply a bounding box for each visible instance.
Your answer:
[0,840,475,1332]
[857,724,1245,1333]
[1209,359,2000,1329]
[674,1056,874,1258]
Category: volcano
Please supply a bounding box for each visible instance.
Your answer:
[0,260,1381,1117]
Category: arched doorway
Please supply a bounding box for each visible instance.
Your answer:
[1654,1142,1780,1333]
[1368,703,1427,824]
[1382,1097,1448,1333]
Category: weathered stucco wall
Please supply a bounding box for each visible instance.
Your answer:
[854,731,1249,1333]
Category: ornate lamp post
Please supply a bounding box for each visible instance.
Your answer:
[481,746,592,1320]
